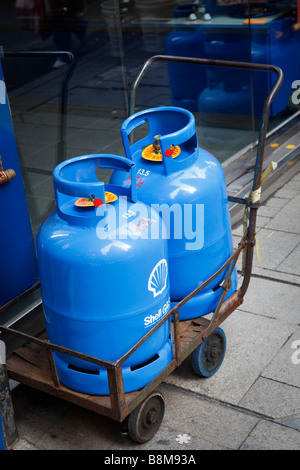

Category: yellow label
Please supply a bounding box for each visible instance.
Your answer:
[142,144,181,162]
[105,191,118,203]
[75,197,94,207]
[75,192,118,207]
[243,18,269,24]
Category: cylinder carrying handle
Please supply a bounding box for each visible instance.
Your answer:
[53,154,137,207]
[121,106,198,175]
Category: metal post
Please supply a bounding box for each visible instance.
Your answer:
[0,337,18,449]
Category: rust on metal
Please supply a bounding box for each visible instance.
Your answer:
[107,364,126,421]
[172,307,182,366]
[45,340,60,388]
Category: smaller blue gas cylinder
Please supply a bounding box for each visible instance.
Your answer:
[110,107,238,320]
[36,154,173,395]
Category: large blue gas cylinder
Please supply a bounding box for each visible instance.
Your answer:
[0,58,38,307]
[36,154,173,395]
[110,107,238,320]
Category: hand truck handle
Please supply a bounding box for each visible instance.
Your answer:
[128,55,283,191]
[121,106,198,175]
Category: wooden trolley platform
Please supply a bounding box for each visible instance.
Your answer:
[4,316,213,422]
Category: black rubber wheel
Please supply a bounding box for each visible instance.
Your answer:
[191,327,227,377]
[128,391,165,443]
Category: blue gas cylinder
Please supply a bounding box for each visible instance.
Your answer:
[36,154,173,395]
[110,107,238,320]
[165,29,207,111]
[198,32,253,117]
[0,58,38,307]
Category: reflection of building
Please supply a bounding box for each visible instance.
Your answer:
[166,3,300,121]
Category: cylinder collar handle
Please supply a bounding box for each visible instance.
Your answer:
[121,106,198,175]
[53,154,137,208]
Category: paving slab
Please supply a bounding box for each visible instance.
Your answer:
[35,404,122,451]
[281,416,300,431]
[272,187,299,199]
[262,328,300,388]
[11,388,71,447]
[28,177,55,200]
[165,310,294,406]
[26,195,56,233]
[159,386,257,450]
[265,194,300,234]
[291,172,300,181]
[240,420,300,450]
[276,244,300,276]
[249,266,300,286]
[232,233,300,280]
[13,110,59,127]
[250,228,299,270]
[281,177,300,191]
[237,276,300,324]
[13,122,60,147]
[20,144,59,172]
[264,196,291,209]
[23,171,52,195]
[239,377,300,419]
[258,203,283,218]
[256,215,272,228]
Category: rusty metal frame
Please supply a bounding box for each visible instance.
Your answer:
[0,56,283,424]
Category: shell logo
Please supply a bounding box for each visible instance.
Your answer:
[148,259,168,298]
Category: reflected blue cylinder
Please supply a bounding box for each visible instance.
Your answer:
[110,107,238,320]
[36,154,173,395]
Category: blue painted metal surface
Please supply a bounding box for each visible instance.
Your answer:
[0,414,5,450]
[198,16,300,117]
[36,154,172,395]
[0,52,38,308]
[165,29,207,111]
[110,107,237,320]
